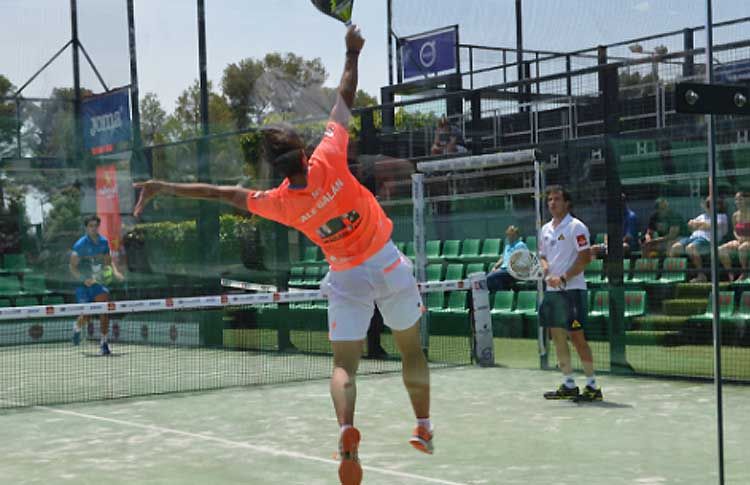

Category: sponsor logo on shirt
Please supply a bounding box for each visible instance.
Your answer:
[558,234,565,241]
[324,125,335,138]
[576,234,587,247]
[300,178,345,223]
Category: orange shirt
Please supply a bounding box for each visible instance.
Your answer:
[246,121,393,271]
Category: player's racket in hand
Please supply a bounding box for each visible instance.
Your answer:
[506,249,545,281]
[310,0,354,26]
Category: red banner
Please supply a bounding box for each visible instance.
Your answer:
[95,164,122,258]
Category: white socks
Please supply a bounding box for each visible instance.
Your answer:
[417,418,432,431]
[563,374,576,389]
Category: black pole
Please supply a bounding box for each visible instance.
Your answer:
[387,0,394,85]
[70,0,82,163]
[705,2,725,484]
[515,0,523,86]
[15,98,22,158]
[195,0,219,274]
[127,0,146,178]
[683,28,695,78]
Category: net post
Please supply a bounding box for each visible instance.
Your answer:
[468,272,494,366]
[534,156,549,369]
[412,173,429,354]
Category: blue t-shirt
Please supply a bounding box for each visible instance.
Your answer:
[624,207,639,249]
[500,239,528,270]
[72,234,110,282]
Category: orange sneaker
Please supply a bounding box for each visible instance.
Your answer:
[338,427,363,485]
[408,425,434,454]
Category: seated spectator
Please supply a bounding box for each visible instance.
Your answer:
[719,191,750,282]
[641,198,687,258]
[592,193,639,257]
[486,225,528,292]
[669,196,728,283]
[431,116,468,155]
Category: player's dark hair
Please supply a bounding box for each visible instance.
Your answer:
[83,215,101,227]
[544,185,573,208]
[260,123,306,179]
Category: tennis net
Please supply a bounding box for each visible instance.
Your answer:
[0,282,479,409]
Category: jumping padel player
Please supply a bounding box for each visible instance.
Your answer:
[538,186,603,402]
[133,26,432,485]
[69,215,123,355]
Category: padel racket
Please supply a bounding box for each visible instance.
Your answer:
[310,0,354,26]
[506,249,545,281]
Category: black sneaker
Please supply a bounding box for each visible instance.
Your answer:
[575,385,603,402]
[543,384,580,400]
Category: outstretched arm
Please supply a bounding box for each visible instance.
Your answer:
[133,180,251,217]
[330,25,365,126]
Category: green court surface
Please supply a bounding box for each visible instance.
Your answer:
[1,366,748,484]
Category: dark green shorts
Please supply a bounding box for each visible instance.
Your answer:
[539,290,588,331]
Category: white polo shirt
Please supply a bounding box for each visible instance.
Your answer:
[539,213,591,292]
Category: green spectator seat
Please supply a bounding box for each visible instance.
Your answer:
[3,253,31,273]
[302,266,321,287]
[466,263,485,276]
[734,292,750,321]
[395,242,406,253]
[0,298,11,307]
[430,291,469,335]
[653,257,688,285]
[458,239,481,261]
[588,290,609,319]
[289,266,306,287]
[594,233,606,245]
[688,291,735,324]
[0,275,23,297]
[584,259,604,286]
[479,238,502,264]
[524,236,537,252]
[444,264,464,281]
[404,242,416,259]
[14,296,39,307]
[301,246,321,264]
[490,291,523,337]
[42,295,65,305]
[23,274,51,295]
[426,264,444,282]
[629,258,659,285]
[515,290,539,337]
[623,259,632,281]
[624,291,647,319]
[440,240,461,260]
[425,292,445,312]
[426,240,442,262]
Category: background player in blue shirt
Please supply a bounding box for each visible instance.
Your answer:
[69,215,124,355]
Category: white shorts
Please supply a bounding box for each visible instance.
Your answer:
[320,240,423,341]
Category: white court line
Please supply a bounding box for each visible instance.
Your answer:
[22,405,469,485]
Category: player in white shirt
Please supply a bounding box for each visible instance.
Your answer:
[538,186,602,402]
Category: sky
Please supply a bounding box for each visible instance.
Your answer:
[0,0,748,114]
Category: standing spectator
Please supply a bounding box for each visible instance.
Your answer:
[669,196,728,282]
[591,193,639,257]
[719,191,750,282]
[431,116,467,155]
[641,198,687,258]
[538,186,602,402]
[486,225,528,292]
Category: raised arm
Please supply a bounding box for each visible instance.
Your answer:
[133,180,251,217]
[330,25,365,127]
